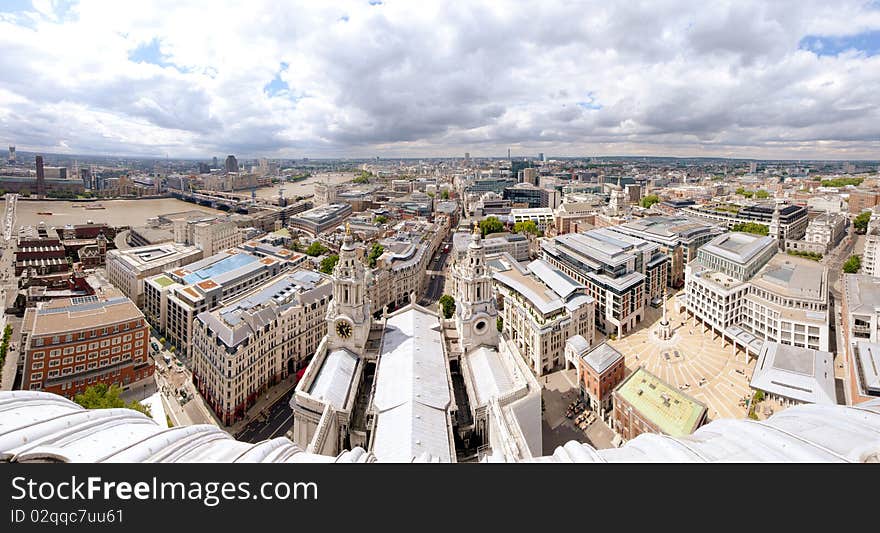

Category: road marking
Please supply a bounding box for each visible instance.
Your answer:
[269,413,293,439]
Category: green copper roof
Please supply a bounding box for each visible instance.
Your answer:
[615,367,707,437]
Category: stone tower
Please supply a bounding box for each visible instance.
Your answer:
[326,223,372,352]
[452,222,498,352]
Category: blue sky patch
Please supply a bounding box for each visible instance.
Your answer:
[129,38,174,67]
[577,92,602,110]
[799,30,880,57]
[264,62,296,99]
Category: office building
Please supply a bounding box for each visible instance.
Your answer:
[862,225,880,277]
[541,228,669,337]
[191,270,332,425]
[143,248,290,356]
[288,203,353,236]
[19,290,152,399]
[225,155,239,174]
[848,190,880,214]
[452,231,529,262]
[509,207,554,233]
[106,243,203,307]
[493,256,596,376]
[741,254,830,352]
[609,216,725,288]
[683,202,808,248]
[841,275,880,403]
[684,232,776,337]
[367,219,445,312]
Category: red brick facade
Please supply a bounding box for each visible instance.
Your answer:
[23,317,153,400]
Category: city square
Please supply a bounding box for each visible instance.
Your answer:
[608,296,756,422]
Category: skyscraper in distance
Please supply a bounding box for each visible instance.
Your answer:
[225,155,238,173]
[35,155,45,197]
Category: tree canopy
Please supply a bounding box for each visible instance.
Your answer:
[439,294,455,319]
[821,177,863,188]
[319,254,339,274]
[74,383,151,417]
[854,211,871,233]
[513,220,542,236]
[732,222,769,236]
[755,190,770,199]
[843,255,861,274]
[640,194,661,208]
[305,241,329,257]
[367,243,385,268]
[479,216,504,237]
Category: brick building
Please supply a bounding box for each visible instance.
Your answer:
[611,367,707,443]
[570,339,625,421]
[19,290,153,399]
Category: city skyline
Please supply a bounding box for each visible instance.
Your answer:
[0,1,879,160]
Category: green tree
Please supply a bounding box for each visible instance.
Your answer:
[374,215,388,225]
[319,254,339,274]
[74,383,151,417]
[496,316,503,332]
[367,243,385,268]
[854,211,871,233]
[821,177,863,188]
[0,325,12,367]
[732,222,769,236]
[441,190,450,200]
[513,220,542,236]
[305,241,329,257]
[755,190,770,199]
[352,170,371,184]
[843,255,862,274]
[479,216,504,237]
[439,294,456,319]
[640,194,661,208]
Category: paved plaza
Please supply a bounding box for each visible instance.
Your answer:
[608,295,756,422]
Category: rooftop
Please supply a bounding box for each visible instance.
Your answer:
[308,348,360,410]
[844,274,880,316]
[579,341,624,375]
[26,291,144,338]
[372,306,453,463]
[615,367,707,437]
[750,342,836,405]
[750,253,827,302]
[701,232,775,265]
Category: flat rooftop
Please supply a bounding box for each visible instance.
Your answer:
[615,367,707,437]
[28,293,144,337]
[701,232,775,265]
[844,274,880,316]
[181,252,259,285]
[750,342,836,405]
[751,253,827,302]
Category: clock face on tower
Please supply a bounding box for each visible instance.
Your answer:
[335,319,353,339]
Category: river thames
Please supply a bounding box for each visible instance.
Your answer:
[3,172,356,229]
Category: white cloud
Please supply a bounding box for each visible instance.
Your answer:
[0,0,879,158]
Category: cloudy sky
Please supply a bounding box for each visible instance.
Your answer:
[1,0,880,159]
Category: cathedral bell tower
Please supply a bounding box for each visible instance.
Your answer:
[452,222,498,352]
[326,223,372,352]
